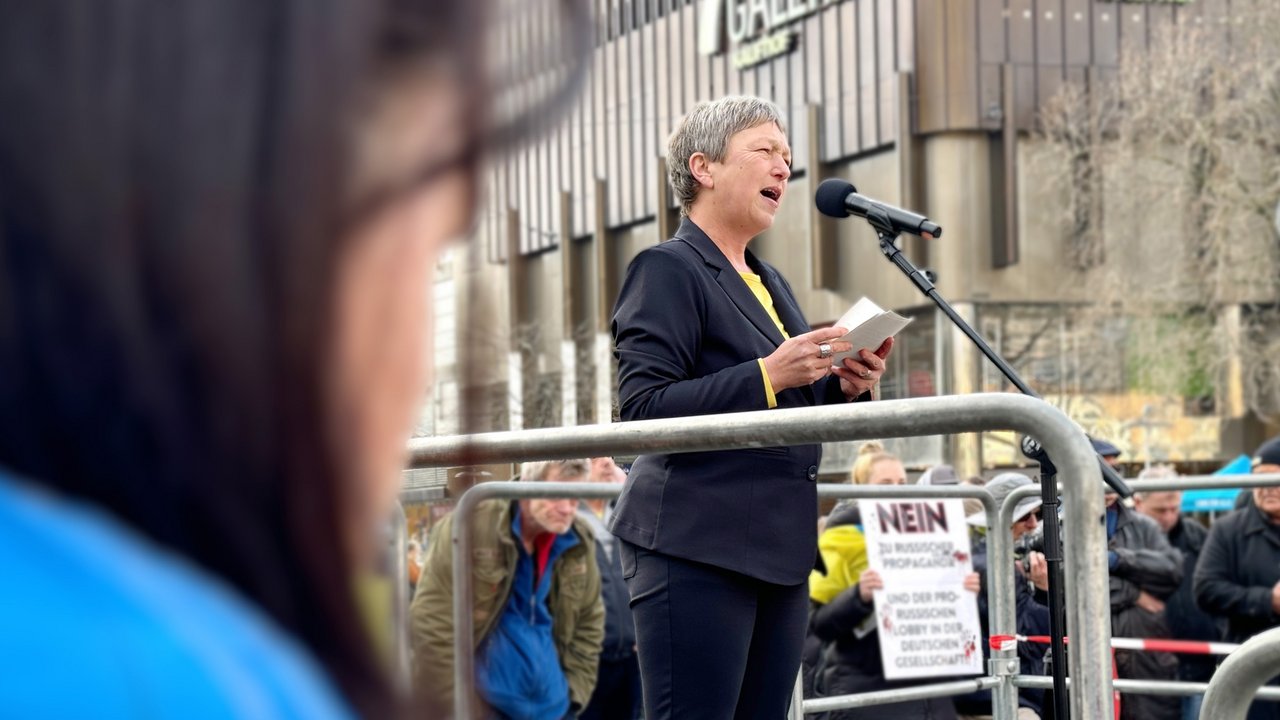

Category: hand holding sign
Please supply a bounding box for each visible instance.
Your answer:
[858,569,884,603]
[860,498,984,680]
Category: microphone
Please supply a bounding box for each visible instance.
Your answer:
[814,179,943,238]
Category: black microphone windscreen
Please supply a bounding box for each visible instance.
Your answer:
[814,179,856,218]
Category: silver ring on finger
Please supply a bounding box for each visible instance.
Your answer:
[859,370,873,380]
[818,342,833,359]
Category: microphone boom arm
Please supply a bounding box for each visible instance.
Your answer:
[863,208,1128,720]
[865,212,1132,498]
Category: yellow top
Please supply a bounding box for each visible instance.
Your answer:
[740,272,789,409]
[810,524,869,604]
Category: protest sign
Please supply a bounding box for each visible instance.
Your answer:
[859,498,983,680]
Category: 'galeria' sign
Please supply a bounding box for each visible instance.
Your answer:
[697,0,847,70]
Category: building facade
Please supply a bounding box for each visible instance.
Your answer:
[410,0,1277,492]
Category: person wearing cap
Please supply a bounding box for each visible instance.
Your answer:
[1101,448,1183,720]
[1193,435,1280,720]
[1091,437,1124,468]
[955,472,1050,720]
[918,463,958,487]
[1232,435,1280,512]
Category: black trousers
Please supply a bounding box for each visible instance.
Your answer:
[579,652,642,720]
[620,541,809,720]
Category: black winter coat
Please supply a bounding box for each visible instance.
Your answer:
[1194,505,1280,720]
[1194,505,1280,643]
[1108,503,1182,720]
[579,505,636,661]
[1164,517,1218,683]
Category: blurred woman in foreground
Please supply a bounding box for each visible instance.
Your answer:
[0,1,586,715]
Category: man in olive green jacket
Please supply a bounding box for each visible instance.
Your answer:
[411,459,604,718]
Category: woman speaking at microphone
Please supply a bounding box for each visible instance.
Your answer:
[609,95,893,720]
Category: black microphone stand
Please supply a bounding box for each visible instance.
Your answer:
[1019,435,1070,720]
[861,207,1131,720]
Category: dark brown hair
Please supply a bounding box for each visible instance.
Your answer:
[0,1,587,715]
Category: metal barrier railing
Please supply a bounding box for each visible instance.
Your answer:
[396,423,1280,719]
[805,676,1002,713]
[794,483,1009,718]
[389,500,410,690]
[1001,473,1280,718]
[1015,676,1280,701]
[801,472,1280,715]
[405,393,1112,720]
[1201,626,1280,719]
[396,481,1015,717]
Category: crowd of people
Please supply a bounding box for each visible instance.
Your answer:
[798,436,1280,720]
[398,56,1280,720]
[4,2,1276,713]
[400,434,1280,720]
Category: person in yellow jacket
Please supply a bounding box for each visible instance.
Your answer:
[804,443,976,720]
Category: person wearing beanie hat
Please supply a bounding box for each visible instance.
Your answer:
[1253,435,1280,473]
[1195,435,1280,720]
[955,473,1050,719]
[1091,437,1123,465]
[1230,435,1280,512]
[917,464,958,487]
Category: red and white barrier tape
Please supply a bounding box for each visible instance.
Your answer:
[990,634,1241,656]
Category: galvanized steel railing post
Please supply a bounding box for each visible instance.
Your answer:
[1199,625,1280,718]
[803,677,1001,713]
[789,669,804,720]
[1041,434,1111,719]
[390,500,409,690]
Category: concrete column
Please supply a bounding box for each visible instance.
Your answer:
[594,332,614,424]
[948,302,982,477]
[919,133,997,476]
[1222,304,1245,418]
[558,191,578,428]
[506,207,524,432]
[561,339,578,427]
[507,350,523,431]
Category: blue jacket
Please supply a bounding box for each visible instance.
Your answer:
[476,508,582,720]
[0,471,351,719]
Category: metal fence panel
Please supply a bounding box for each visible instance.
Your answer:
[405,394,1111,720]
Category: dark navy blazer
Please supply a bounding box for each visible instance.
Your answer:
[607,219,855,586]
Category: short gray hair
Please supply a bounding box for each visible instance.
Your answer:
[519,458,590,482]
[1133,464,1180,501]
[667,95,786,217]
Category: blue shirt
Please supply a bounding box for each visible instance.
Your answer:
[475,507,580,720]
[0,472,353,719]
[1106,505,1119,569]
